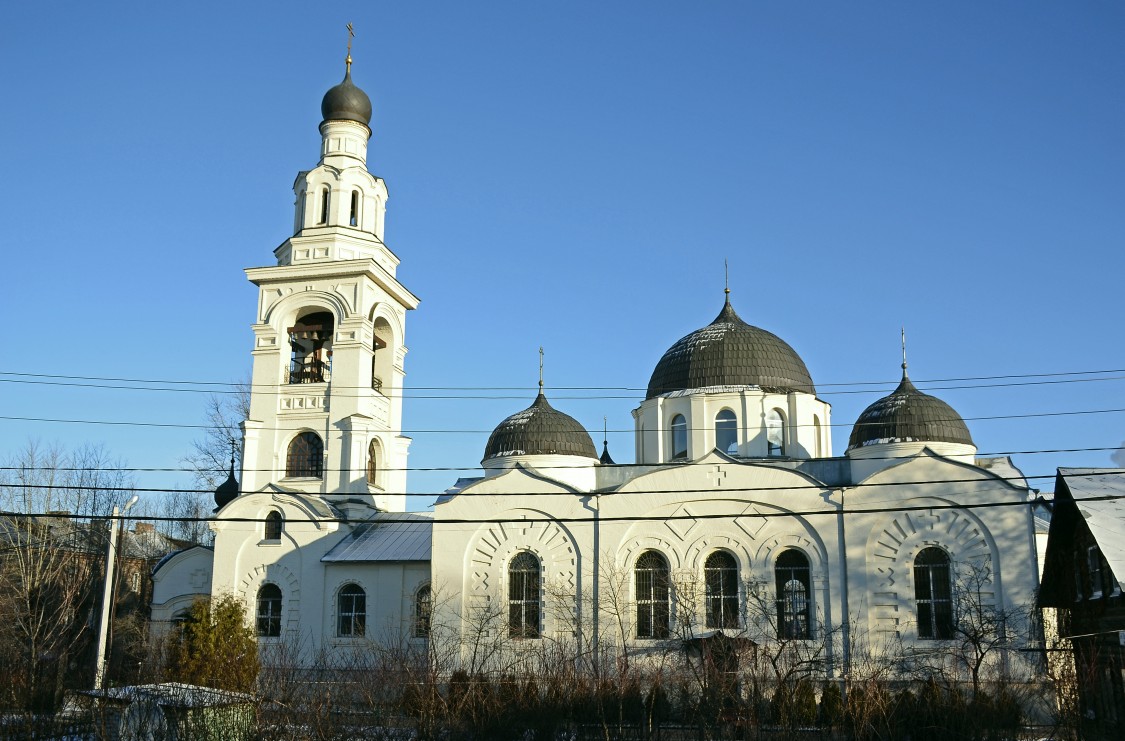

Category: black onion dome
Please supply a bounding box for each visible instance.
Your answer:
[847,373,974,451]
[213,467,239,510]
[321,68,372,125]
[484,392,598,461]
[646,298,816,399]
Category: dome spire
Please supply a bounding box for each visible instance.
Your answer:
[345,22,354,75]
[213,437,240,510]
[538,346,545,393]
[901,326,908,379]
[320,24,373,126]
[600,415,615,464]
[724,258,731,305]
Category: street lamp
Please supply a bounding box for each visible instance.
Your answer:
[94,494,138,689]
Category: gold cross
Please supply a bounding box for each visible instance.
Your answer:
[346,23,355,72]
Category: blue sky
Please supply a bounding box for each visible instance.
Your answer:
[2,1,1123,512]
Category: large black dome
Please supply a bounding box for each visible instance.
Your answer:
[847,373,974,450]
[321,68,372,126]
[646,298,816,399]
[484,392,598,461]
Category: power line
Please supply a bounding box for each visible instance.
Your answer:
[1,490,1111,527]
[4,366,1123,392]
[3,405,1125,435]
[1,445,1121,475]
[5,468,1119,498]
[2,372,1124,400]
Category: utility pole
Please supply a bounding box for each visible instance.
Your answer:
[94,494,138,689]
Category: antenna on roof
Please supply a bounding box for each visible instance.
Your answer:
[345,23,355,73]
[538,346,544,391]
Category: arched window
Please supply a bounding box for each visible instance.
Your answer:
[264,511,283,541]
[319,187,330,224]
[508,551,541,638]
[775,550,811,639]
[915,548,954,639]
[670,414,688,461]
[367,439,381,486]
[813,415,823,458]
[349,190,359,227]
[705,551,739,629]
[715,409,738,455]
[256,584,282,637]
[636,550,671,639]
[371,318,391,392]
[288,311,334,384]
[337,584,366,637]
[414,585,432,638]
[286,432,323,478]
[766,409,785,457]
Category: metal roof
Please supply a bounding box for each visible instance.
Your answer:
[847,372,973,450]
[646,298,816,399]
[483,392,598,461]
[1059,468,1125,579]
[321,512,432,562]
[321,67,372,125]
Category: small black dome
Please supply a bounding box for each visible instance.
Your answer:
[213,469,239,510]
[646,298,816,399]
[847,373,974,451]
[321,68,372,125]
[484,392,598,461]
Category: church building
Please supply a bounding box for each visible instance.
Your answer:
[151,56,1042,677]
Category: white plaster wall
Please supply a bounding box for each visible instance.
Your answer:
[150,546,214,636]
[847,441,977,480]
[633,389,832,463]
[482,454,599,491]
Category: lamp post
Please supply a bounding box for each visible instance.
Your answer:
[94,494,138,689]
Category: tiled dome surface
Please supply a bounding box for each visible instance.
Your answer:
[646,299,816,399]
[484,392,598,460]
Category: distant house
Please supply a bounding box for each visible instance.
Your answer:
[0,511,187,701]
[1039,468,1125,737]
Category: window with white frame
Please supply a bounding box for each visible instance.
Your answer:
[414,585,432,638]
[705,551,739,629]
[286,432,323,478]
[264,511,283,541]
[256,584,283,637]
[766,409,785,456]
[636,550,671,639]
[670,415,688,461]
[914,547,953,639]
[508,552,541,638]
[337,583,366,637]
[775,549,810,638]
[715,409,738,455]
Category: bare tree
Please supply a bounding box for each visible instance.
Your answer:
[174,379,250,544]
[0,441,135,711]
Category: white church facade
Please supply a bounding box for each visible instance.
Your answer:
[151,57,1042,675]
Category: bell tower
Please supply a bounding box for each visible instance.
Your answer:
[240,44,418,515]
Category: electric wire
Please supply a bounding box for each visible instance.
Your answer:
[5,468,1121,498]
[2,372,1124,400]
[1,445,1121,475]
[4,366,1124,392]
[2,490,1114,527]
[3,405,1125,435]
